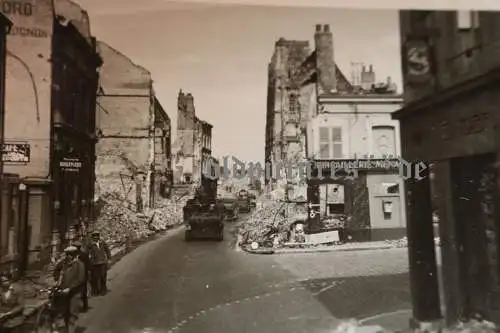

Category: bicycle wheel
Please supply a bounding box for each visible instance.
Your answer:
[35,307,54,333]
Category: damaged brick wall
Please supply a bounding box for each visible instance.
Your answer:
[96,41,155,212]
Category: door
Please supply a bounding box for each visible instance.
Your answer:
[450,153,498,318]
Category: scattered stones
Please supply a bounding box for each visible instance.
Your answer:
[93,191,189,248]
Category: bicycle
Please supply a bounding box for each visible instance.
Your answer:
[35,286,77,333]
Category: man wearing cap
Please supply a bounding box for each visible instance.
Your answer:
[88,231,111,296]
[73,241,90,311]
[53,245,85,327]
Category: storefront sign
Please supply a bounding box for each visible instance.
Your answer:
[403,39,433,84]
[1,142,30,163]
[313,159,400,171]
[59,157,83,172]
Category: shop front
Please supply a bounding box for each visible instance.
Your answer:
[306,158,402,242]
[393,71,500,325]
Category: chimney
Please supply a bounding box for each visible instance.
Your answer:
[314,24,336,94]
[361,65,375,90]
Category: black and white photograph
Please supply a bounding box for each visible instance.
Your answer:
[0,0,498,332]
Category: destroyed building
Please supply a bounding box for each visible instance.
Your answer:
[173,90,213,185]
[265,24,406,242]
[95,41,172,213]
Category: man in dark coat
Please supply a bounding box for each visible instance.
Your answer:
[88,231,111,296]
[73,241,90,311]
[53,246,85,327]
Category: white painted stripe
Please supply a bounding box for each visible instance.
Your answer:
[358,309,412,324]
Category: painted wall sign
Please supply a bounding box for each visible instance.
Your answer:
[9,26,47,38]
[2,142,30,163]
[1,1,33,16]
[440,111,490,141]
[59,157,83,172]
[403,39,433,84]
[1,0,50,38]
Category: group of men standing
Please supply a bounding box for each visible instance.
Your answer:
[53,231,111,325]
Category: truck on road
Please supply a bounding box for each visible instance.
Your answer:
[183,157,225,241]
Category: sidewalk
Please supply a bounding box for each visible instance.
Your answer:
[242,240,407,255]
[1,225,183,331]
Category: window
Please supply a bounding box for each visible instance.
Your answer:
[457,10,479,30]
[318,126,342,159]
[382,201,393,220]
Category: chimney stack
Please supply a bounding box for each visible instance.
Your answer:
[314,24,336,94]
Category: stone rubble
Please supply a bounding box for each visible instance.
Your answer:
[332,318,498,333]
[93,191,189,248]
[238,189,308,247]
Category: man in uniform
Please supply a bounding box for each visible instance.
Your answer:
[88,231,111,296]
[53,246,85,327]
[73,241,90,311]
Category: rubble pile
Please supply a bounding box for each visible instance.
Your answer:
[331,318,498,332]
[384,236,408,248]
[238,191,308,247]
[94,191,188,247]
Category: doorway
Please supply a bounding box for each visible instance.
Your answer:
[450,153,499,319]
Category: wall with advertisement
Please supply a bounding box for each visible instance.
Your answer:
[1,0,54,177]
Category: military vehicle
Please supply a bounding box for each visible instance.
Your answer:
[236,189,251,213]
[183,157,225,241]
[218,196,240,221]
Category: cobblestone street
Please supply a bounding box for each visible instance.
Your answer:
[77,223,411,333]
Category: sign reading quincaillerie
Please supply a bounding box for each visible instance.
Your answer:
[313,159,401,171]
[2,142,30,163]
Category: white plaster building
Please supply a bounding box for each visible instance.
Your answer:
[307,89,407,241]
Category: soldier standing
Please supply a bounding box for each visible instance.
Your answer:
[73,241,90,311]
[88,231,111,296]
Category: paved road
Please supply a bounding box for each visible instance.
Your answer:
[78,222,410,333]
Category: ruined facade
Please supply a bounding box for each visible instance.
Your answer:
[394,10,500,328]
[265,24,406,241]
[95,41,171,214]
[174,90,212,185]
[0,0,101,271]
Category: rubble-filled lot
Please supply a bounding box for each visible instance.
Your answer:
[93,191,189,248]
[238,189,308,248]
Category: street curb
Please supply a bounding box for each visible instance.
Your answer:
[11,225,184,331]
[241,244,406,255]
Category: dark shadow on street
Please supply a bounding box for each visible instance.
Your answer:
[302,273,411,320]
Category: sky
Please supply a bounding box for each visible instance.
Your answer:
[75,0,402,164]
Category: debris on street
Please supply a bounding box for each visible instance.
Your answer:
[93,191,189,247]
[332,318,498,333]
[238,189,308,248]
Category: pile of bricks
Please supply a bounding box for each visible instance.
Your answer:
[238,191,308,247]
[93,191,187,247]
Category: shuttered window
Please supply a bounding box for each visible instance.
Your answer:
[318,126,342,159]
